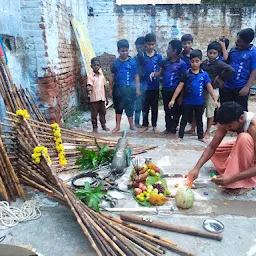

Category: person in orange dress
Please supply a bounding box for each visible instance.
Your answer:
[187,101,256,195]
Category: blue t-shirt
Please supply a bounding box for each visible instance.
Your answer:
[111,57,139,87]
[180,50,191,69]
[143,51,162,90]
[182,69,211,105]
[225,45,256,89]
[162,58,187,90]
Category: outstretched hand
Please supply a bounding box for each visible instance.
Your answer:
[211,174,233,186]
[186,169,199,187]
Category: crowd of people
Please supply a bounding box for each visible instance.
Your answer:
[87,28,256,195]
[87,27,256,143]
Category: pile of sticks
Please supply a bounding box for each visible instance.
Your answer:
[0,62,46,123]
[0,115,195,255]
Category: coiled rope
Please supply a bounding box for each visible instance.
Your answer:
[0,197,58,229]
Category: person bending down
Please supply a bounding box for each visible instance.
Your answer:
[187,102,256,195]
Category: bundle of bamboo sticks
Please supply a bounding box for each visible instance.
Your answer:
[0,62,46,122]
[0,115,195,255]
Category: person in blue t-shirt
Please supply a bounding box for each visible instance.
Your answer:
[180,34,193,69]
[140,33,162,133]
[151,40,187,134]
[169,50,219,143]
[109,39,140,133]
[220,28,256,111]
[134,36,146,128]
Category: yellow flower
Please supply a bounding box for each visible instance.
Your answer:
[58,152,65,159]
[33,157,40,164]
[56,144,64,152]
[42,148,48,154]
[60,159,67,166]
[34,147,42,153]
[51,123,59,129]
[24,113,30,119]
[16,109,30,119]
[55,138,62,145]
[54,130,61,137]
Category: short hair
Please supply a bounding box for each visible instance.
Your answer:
[169,39,182,55]
[181,34,193,43]
[238,28,255,44]
[207,41,221,54]
[216,102,244,124]
[117,39,129,49]
[145,33,156,43]
[135,36,145,45]
[91,57,100,65]
[190,49,202,60]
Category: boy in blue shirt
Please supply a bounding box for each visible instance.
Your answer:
[109,39,140,133]
[151,40,187,134]
[180,34,193,69]
[221,28,256,111]
[141,33,162,133]
[169,50,219,143]
[134,36,146,128]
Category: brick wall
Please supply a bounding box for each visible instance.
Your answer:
[22,0,87,123]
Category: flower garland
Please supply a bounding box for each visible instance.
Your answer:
[32,146,52,164]
[51,123,67,166]
[16,109,30,119]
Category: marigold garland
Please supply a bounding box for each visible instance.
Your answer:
[16,109,30,119]
[51,123,67,166]
[32,146,52,164]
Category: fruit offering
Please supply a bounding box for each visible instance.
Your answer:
[175,187,194,209]
[129,160,170,206]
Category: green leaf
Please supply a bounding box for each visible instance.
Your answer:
[84,181,91,192]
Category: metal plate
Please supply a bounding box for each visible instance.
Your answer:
[203,219,224,233]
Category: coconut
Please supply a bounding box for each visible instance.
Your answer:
[175,187,194,209]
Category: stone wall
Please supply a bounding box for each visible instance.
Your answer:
[87,1,256,59]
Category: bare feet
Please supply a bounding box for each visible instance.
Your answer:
[92,128,98,133]
[130,125,136,131]
[199,138,208,144]
[204,131,210,140]
[175,137,182,143]
[161,130,170,134]
[102,126,110,131]
[139,126,148,132]
[153,127,160,134]
[185,129,196,136]
[223,188,252,196]
[135,124,143,128]
[167,133,176,139]
[112,126,120,133]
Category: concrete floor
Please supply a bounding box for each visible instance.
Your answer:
[1,99,256,256]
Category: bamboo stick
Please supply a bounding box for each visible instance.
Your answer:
[121,213,223,241]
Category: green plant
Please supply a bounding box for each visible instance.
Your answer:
[75,140,115,170]
[75,182,106,212]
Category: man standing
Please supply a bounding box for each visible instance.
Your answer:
[220,28,256,111]
[187,102,256,195]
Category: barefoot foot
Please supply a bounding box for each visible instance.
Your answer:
[112,127,120,133]
[139,126,148,132]
[204,131,210,140]
[175,137,182,143]
[130,125,136,131]
[185,129,196,136]
[199,137,208,144]
[224,188,252,196]
[153,127,160,134]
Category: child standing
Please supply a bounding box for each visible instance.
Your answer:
[169,50,219,143]
[141,33,162,133]
[180,34,193,69]
[87,57,109,132]
[151,40,187,134]
[109,39,140,133]
[221,28,256,111]
[134,36,146,128]
[201,41,234,139]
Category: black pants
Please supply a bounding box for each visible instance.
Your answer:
[162,89,181,133]
[220,87,248,111]
[179,104,204,139]
[90,101,106,129]
[142,90,159,127]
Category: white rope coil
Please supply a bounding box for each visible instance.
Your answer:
[0,196,58,229]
